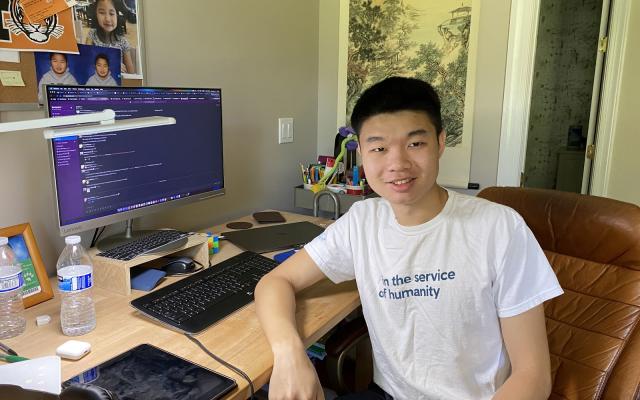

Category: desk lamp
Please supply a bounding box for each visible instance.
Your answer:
[0,109,175,137]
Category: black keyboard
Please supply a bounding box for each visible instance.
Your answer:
[130,251,278,333]
[97,230,192,261]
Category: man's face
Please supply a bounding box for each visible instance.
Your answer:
[96,59,109,78]
[50,54,67,75]
[358,110,445,212]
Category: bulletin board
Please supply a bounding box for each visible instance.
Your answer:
[0,52,39,108]
[0,0,145,111]
[0,50,143,110]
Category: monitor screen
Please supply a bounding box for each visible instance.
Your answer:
[46,86,224,236]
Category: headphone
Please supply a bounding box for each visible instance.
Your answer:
[60,384,118,400]
[0,384,117,400]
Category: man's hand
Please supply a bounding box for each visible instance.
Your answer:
[268,344,324,400]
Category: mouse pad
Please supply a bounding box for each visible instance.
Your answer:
[62,343,236,400]
[130,269,166,291]
[222,221,325,253]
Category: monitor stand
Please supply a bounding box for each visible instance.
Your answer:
[96,219,188,253]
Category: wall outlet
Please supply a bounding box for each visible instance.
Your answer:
[278,117,294,144]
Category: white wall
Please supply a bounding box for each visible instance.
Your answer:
[0,0,320,276]
[604,0,640,205]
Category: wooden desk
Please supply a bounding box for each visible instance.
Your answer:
[3,212,360,400]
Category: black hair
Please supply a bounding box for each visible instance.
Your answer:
[49,53,67,62]
[87,0,128,41]
[350,76,443,135]
[94,53,109,66]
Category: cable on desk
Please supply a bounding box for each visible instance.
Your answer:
[185,333,256,400]
[90,226,105,248]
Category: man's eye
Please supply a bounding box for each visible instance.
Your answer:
[370,147,385,153]
[409,142,425,148]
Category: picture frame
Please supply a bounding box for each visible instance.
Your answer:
[0,223,54,308]
[333,0,480,188]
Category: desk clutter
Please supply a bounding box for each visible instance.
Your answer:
[300,158,372,195]
[0,212,355,400]
[299,129,373,195]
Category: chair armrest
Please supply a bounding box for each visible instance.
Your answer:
[322,316,372,394]
[325,316,369,357]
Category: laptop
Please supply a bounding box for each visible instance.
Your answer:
[222,221,325,253]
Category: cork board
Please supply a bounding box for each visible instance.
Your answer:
[0,52,39,107]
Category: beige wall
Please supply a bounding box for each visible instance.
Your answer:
[605,0,640,205]
[0,0,320,276]
[139,0,319,230]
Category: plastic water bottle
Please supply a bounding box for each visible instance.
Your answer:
[57,236,96,336]
[0,237,26,339]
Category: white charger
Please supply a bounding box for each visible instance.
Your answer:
[56,340,91,360]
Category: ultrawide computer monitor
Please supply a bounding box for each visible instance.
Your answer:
[46,86,224,239]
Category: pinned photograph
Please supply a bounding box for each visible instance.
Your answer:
[34,43,122,103]
[73,0,143,78]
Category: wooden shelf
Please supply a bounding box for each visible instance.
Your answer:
[88,232,209,295]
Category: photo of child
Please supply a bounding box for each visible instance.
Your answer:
[36,53,79,103]
[35,44,122,102]
[85,53,118,86]
[75,0,141,77]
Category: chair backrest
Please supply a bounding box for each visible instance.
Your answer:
[477,187,640,400]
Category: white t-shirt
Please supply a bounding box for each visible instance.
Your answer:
[305,189,563,399]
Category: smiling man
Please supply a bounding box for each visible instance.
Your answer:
[256,77,563,400]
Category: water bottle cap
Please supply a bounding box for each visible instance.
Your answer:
[0,237,7,246]
[65,235,82,245]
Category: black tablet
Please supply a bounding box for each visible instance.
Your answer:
[62,343,236,400]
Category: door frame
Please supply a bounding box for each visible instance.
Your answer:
[496,0,631,195]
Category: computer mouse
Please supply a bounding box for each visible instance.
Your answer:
[162,257,196,275]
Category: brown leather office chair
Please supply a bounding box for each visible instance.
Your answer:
[323,187,640,399]
[477,187,640,399]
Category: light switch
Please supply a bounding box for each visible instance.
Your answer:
[278,117,294,144]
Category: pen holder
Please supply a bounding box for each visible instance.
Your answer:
[345,185,363,195]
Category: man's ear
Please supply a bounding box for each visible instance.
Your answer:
[438,130,446,158]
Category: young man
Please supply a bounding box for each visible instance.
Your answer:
[255,77,563,399]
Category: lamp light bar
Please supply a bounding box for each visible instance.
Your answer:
[0,110,116,133]
[43,116,176,139]
[0,109,176,139]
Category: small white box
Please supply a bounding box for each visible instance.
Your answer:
[56,340,91,360]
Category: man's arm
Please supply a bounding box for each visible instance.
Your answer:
[493,305,552,400]
[255,249,327,400]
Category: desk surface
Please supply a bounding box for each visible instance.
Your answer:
[3,211,360,400]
